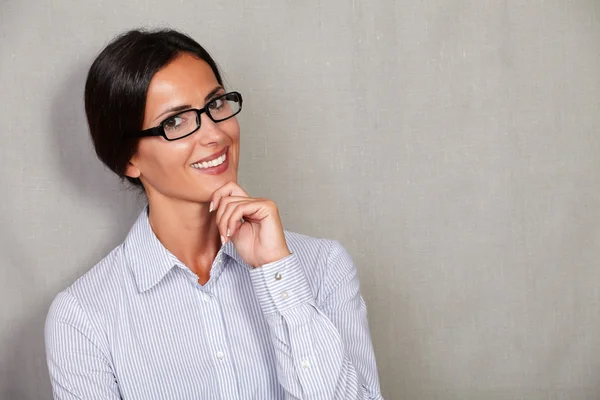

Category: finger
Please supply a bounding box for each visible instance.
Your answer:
[215,196,251,227]
[218,199,252,242]
[225,201,273,239]
[228,218,245,241]
[210,181,249,212]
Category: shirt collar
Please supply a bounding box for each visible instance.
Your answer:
[123,205,245,293]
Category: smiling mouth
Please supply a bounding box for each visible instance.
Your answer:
[192,149,227,169]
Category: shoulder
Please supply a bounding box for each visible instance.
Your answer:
[284,230,352,262]
[46,245,130,333]
[283,230,357,301]
[69,245,130,303]
[44,251,124,378]
[283,230,331,256]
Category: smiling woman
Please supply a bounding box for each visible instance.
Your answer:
[44,29,383,399]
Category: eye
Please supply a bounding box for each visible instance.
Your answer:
[163,115,184,131]
[208,98,225,110]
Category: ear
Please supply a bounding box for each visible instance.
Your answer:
[124,160,141,179]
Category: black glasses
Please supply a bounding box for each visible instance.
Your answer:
[127,91,243,141]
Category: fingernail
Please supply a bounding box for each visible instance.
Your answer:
[221,235,226,244]
[226,228,231,237]
[209,202,214,212]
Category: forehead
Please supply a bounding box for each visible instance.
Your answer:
[145,53,219,111]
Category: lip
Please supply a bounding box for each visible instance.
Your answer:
[190,147,230,175]
[191,146,229,165]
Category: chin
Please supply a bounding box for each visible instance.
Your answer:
[199,172,238,193]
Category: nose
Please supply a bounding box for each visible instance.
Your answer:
[195,113,226,146]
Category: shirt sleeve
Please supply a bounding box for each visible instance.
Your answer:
[45,290,121,400]
[249,240,383,400]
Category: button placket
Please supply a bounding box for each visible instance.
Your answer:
[196,288,239,397]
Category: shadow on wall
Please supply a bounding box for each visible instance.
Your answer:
[0,60,142,398]
[0,308,50,399]
[52,61,145,217]
[48,61,143,266]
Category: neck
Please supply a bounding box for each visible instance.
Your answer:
[146,194,221,284]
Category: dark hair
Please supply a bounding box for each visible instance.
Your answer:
[84,29,223,188]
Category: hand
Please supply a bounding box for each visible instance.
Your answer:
[210,181,291,268]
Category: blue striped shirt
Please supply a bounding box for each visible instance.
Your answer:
[45,207,383,399]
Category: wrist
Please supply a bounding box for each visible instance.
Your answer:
[253,249,292,269]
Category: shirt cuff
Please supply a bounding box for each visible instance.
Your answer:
[249,252,314,315]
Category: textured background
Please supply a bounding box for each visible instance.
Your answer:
[1,0,600,398]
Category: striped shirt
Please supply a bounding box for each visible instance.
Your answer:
[45,206,383,399]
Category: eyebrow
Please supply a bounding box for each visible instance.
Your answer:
[153,86,225,122]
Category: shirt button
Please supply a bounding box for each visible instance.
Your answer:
[202,293,212,302]
[301,359,310,369]
[274,272,283,281]
[216,351,225,360]
[281,291,289,300]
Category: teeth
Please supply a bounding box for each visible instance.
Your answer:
[192,152,227,169]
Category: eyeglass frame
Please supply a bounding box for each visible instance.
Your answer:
[126,91,243,141]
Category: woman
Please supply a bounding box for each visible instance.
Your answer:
[45,29,382,399]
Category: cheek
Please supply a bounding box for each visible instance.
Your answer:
[170,140,196,155]
[230,130,241,167]
[227,120,241,149]
[226,117,241,140]
[137,139,192,174]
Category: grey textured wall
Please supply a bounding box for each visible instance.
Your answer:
[1,1,600,399]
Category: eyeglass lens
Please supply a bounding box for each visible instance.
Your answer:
[162,93,241,140]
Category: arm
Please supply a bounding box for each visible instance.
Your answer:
[209,182,382,398]
[249,240,383,399]
[45,291,120,399]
